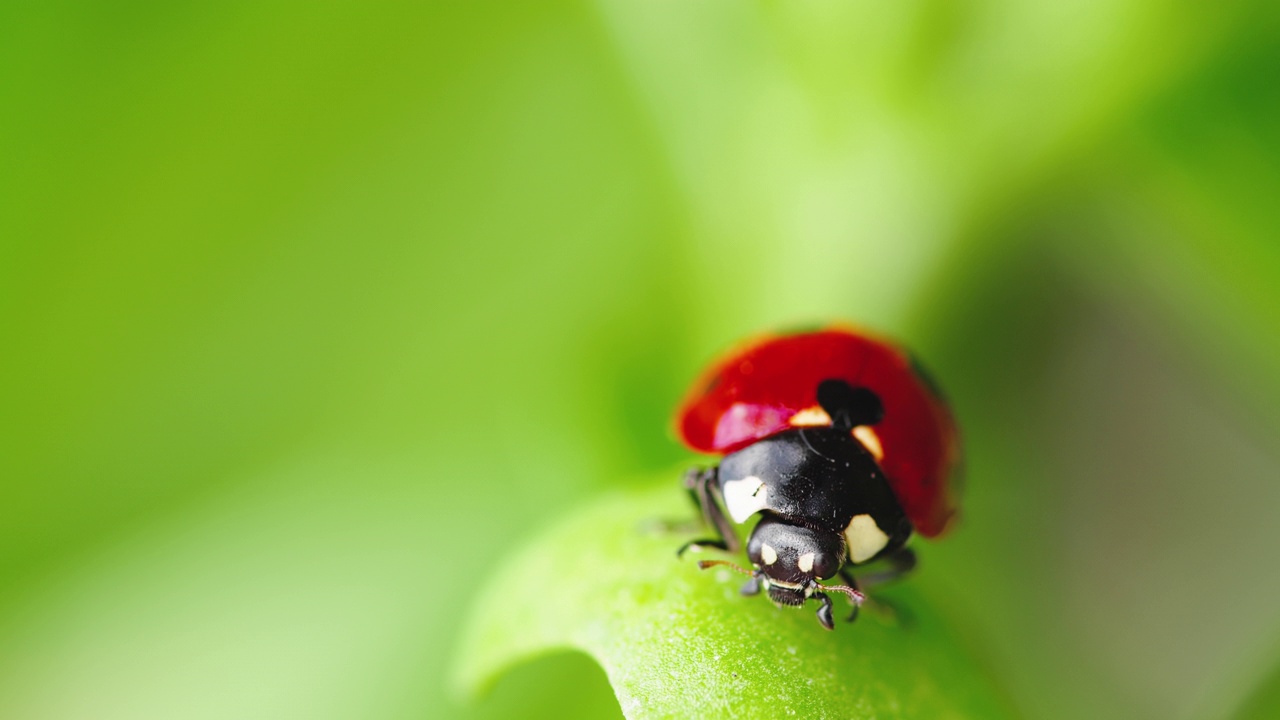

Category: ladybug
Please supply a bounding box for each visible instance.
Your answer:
[675,326,961,629]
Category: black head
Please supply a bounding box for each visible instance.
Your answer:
[746,515,844,602]
[695,515,868,630]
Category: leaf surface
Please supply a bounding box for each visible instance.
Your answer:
[454,482,1012,720]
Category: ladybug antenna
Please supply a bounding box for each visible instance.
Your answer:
[817,379,884,431]
[816,582,866,606]
[697,559,755,576]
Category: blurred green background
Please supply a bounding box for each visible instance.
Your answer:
[3,1,1280,719]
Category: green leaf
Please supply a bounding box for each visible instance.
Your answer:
[453,481,1013,720]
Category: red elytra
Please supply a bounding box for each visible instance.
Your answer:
[675,327,961,537]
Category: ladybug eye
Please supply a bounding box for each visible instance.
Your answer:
[796,550,839,579]
[815,553,841,580]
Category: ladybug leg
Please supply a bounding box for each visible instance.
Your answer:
[676,537,728,556]
[842,549,919,628]
[813,591,836,630]
[677,466,740,557]
[851,546,917,588]
[838,568,862,624]
[682,469,707,518]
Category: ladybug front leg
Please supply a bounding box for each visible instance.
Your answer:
[813,591,836,630]
[677,465,741,556]
[837,568,863,623]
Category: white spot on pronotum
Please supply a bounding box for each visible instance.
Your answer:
[722,475,769,523]
[852,425,884,461]
[844,513,891,563]
[797,552,816,573]
[760,543,778,565]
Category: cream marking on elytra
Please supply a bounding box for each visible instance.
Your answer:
[789,406,832,427]
[797,552,816,573]
[852,425,884,461]
[722,475,769,523]
[844,513,891,563]
[761,543,778,565]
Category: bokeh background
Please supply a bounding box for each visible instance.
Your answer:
[3,2,1280,719]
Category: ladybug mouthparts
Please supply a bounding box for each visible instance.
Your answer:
[765,581,809,607]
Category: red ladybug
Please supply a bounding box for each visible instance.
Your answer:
[674,326,961,629]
